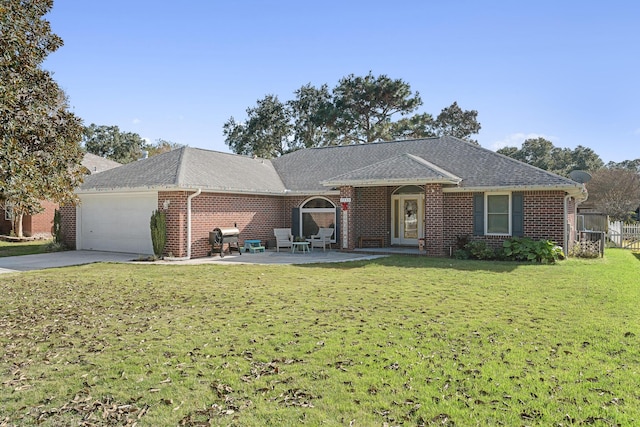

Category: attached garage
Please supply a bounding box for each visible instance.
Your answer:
[77,192,157,254]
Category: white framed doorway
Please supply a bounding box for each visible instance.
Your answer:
[391,186,424,246]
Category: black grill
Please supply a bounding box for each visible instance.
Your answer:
[209,227,242,258]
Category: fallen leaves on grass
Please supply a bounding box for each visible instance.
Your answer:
[273,388,318,407]
[28,392,148,426]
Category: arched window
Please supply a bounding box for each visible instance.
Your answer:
[392,185,424,195]
[298,197,336,240]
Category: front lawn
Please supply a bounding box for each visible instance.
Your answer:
[0,239,54,257]
[1,250,638,426]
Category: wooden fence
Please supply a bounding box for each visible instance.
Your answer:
[608,221,640,250]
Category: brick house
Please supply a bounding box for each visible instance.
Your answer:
[1,153,120,238]
[62,136,587,258]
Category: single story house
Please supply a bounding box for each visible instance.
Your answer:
[1,153,120,238]
[60,136,587,258]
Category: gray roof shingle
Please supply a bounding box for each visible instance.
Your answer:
[82,153,121,174]
[80,147,286,194]
[272,136,581,192]
[79,137,582,194]
[321,153,462,186]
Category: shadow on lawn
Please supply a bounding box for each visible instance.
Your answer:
[300,255,523,272]
[633,252,640,262]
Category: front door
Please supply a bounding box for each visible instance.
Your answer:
[391,194,424,245]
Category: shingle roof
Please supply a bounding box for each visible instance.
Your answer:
[82,153,121,174]
[79,147,286,194]
[321,153,462,186]
[272,136,582,192]
[79,137,583,195]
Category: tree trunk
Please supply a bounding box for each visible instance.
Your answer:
[12,211,24,238]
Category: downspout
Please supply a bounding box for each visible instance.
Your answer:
[563,194,572,256]
[565,185,589,257]
[186,188,202,259]
[164,188,201,261]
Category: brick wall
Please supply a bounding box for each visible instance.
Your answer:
[0,201,59,238]
[424,184,444,256]
[0,215,10,235]
[60,204,76,249]
[523,191,565,244]
[351,186,389,249]
[159,191,331,258]
[441,190,568,255]
[23,200,58,237]
[443,192,474,254]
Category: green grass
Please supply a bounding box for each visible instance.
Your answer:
[1,250,639,426]
[0,239,54,257]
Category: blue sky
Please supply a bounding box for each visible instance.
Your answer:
[43,0,639,163]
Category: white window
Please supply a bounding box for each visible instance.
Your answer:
[299,197,336,241]
[485,193,511,235]
[4,204,12,221]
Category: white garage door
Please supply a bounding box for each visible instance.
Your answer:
[78,193,157,254]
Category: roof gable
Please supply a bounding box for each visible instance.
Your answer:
[322,153,462,187]
[82,153,121,174]
[80,147,286,194]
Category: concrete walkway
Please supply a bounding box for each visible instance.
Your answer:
[0,249,385,273]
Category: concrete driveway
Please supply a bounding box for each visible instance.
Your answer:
[0,249,385,273]
[0,250,141,273]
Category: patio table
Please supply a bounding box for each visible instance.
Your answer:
[291,241,310,254]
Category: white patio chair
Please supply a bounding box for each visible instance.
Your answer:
[273,228,293,252]
[308,227,334,252]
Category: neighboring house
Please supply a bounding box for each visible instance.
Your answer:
[1,153,120,238]
[61,136,587,257]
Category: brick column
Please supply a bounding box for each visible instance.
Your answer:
[60,204,77,249]
[340,186,355,250]
[424,184,444,256]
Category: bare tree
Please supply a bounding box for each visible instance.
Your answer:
[586,169,640,221]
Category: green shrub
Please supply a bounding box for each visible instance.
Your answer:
[150,209,167,259]
[503,237,564,263]
[455,234,471,250]
[453,248,470,260]
[45,241,65,252]
[465,240,495,260]
[52,209,62,244]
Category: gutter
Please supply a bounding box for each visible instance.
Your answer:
[164,188,201,261]
[564,185,589,256]
[444,184,585,195]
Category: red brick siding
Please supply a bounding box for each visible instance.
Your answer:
[59,187,572,258]
[159,191,340,258]
[60,204,76,249]
[424,184,444,256]
[443,192,474,254]
[0,215,11,235]
[351,187,389,249]
[0,200,59,238]
[23,200,58,237]
[523,191,565,244]
[441,190,568,254]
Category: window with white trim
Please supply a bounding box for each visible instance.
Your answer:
[4,204,12,221]
[485,193,511,235]
[299,197,336,240]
